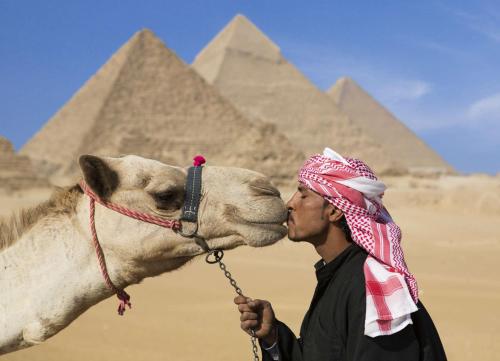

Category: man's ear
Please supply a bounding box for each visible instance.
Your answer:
[328,207,344,223]
[79,155,119,199]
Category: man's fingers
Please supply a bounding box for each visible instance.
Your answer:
[238,303,253,313]
[234,295,246,304]
[240,312,258,322]
[249,299,269,308]
[248,298,261,307]
[234,295,253,305]
[241,319,258,331]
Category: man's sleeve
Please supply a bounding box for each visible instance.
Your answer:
[344,276,420,361]
[411,301,447,361]
[259,320,304,361]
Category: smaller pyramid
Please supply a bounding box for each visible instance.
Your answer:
[0,136,49,190]
[327,77,454,174]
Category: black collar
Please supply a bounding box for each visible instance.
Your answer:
[314,243,362,282]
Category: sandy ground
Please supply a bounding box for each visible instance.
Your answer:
[1,176,499,361]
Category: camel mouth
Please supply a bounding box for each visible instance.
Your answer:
[245,206,288,225]
[244,221,288,247]
[253,222,288,234]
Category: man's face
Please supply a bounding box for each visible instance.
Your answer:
[286,184,331,243]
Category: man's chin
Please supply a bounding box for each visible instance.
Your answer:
[287,232,302,243]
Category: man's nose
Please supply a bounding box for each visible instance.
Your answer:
[286,191,298,210]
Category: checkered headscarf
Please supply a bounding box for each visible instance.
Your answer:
[299,148,419,337]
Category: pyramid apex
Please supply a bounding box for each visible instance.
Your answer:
[193,14,282,80]
[327,77,365,104]
[129,28,163,43]
[137,27,154,34]
[339,76,354,83]
[328,76,357,92]
[225,14,281,58]
[232,13,251,23]
[229,13,260,31]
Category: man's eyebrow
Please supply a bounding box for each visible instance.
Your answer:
[298,185,307,192]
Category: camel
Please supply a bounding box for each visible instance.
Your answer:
[0,154,288,355]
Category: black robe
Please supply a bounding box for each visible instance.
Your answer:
[260,244,447,361]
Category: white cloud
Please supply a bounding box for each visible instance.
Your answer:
[467,92,500,119]
[375,80,431,104]
[448,5,500,43]
[277,37,431,106]
[419,40,474,61]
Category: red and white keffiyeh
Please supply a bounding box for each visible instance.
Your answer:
[298,147,418,337]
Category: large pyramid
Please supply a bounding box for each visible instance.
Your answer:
[0,136,48,190]
[192,14,405,174]
[327,77,453,173]
[20,30,303,185]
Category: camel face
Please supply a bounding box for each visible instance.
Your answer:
[197,166,288,249]
[79,155,287,259]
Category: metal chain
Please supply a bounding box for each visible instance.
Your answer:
[206,249,260,361]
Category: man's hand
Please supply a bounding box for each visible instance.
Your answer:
[234,295,277,346]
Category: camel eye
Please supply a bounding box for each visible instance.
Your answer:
[155,190,174,202]
[152,189,184,211]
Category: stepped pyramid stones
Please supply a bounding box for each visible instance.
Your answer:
[192,14,404,174]
[0,136,14,154]
[0,136,48,190]
[328,77,454,174]
[20,29,303,184]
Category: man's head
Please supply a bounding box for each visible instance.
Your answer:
[291,147,419,303]
[287,147,387,249]
[286,184,348,245]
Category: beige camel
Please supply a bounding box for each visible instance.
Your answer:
[0,154,287,355]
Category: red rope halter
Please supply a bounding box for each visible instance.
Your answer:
[79,180,182,315]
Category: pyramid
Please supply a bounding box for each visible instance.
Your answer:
[192,14,405,174]
[328,77,454,173]
[20,30,304,185]
[0,136,49,190]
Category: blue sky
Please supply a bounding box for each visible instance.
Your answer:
[1,0,499,174]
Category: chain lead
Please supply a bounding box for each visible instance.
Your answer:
[206,249,260,361]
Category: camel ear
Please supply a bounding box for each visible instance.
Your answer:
[79,155,119,199]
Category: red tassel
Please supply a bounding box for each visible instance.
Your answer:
[193,155,206,167]
[116,290,132,316]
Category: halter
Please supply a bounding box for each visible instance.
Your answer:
[80,155,207,315]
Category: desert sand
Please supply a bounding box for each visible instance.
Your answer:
[1,175,499,361]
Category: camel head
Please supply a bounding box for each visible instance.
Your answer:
[78,154,287,275]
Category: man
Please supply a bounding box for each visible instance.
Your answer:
[235,148,447,360]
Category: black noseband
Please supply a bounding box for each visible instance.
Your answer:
[179,163,210,251]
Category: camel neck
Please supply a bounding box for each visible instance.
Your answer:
[0,204,116,354]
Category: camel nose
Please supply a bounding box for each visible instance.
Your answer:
[248,178,281,198]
